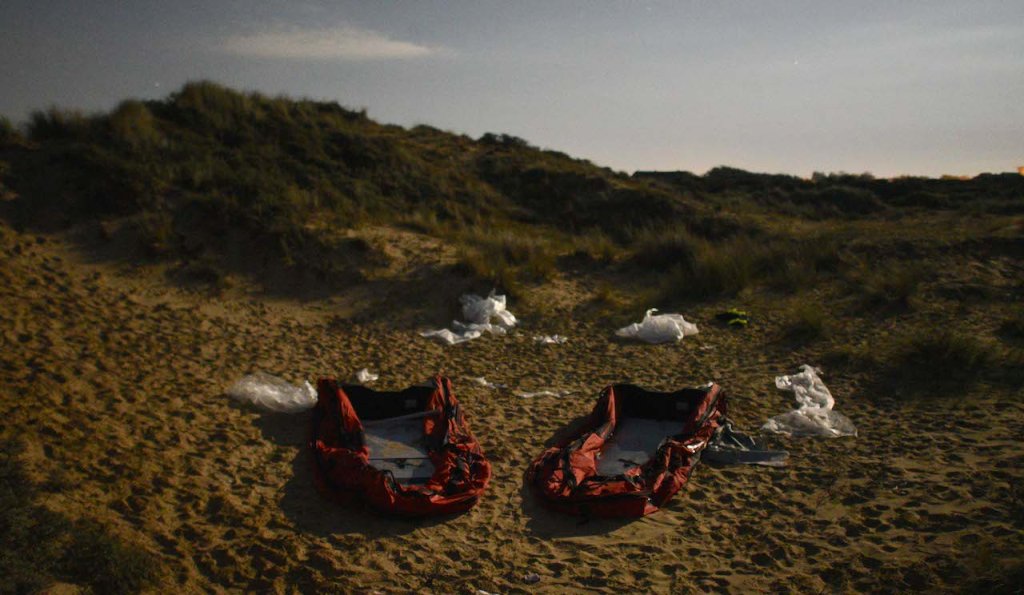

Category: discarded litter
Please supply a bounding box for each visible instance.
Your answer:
[715,308,750,328]
[533,335,567,344]
[516,389,572,398]
[226,372,317,413]
[615,309,699,344]
[468,376,508,390]
[421,291,517,345]
[462,292,517,327]
[420,328,482,345]
[355,368,379,383]
[705,422,789,467]
[523,573,541,584]
[761,365,857,438]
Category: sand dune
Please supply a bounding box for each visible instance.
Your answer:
[2,220,1022,593]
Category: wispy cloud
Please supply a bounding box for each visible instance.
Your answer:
[222,25,442,61]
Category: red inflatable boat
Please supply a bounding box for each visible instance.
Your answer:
[311,376,491,516]
[527,382,726,517]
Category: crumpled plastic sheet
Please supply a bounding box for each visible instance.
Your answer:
[226,372,317,413]
[461,292,517,327]
[533,335,567,344]
[761,365,857,438]
[355,368,379,383]
[420,291,517,345]
[615,309,699,344]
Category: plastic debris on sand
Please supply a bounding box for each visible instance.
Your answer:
[467,376,508,390]
[516,389,572,398]
[226,372,317,413]
[420,291,517,345]
[355,368,379,383]
[761,364,857,437]
[615,309,699,344]
[533,335,567,344]
[420,328,482,345]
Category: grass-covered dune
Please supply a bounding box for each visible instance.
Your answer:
[1,81,1021,295]
[0,82,693,279]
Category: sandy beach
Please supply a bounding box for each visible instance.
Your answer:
[3,217,1022,593]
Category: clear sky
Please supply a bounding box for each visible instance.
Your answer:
[2,1,1022,177]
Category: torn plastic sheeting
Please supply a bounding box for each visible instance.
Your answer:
[615,309,699,344]
[761,365,856,438]
[453,320,509,336]
[355,368,379,383]
[533,335,567,344]
[226,372,317,413]
[419,328,482,345]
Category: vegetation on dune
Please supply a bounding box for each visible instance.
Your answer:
[849,260,926,312]
[0,82,698,286]
[1,80,1021,295]
[636,167,1024,218]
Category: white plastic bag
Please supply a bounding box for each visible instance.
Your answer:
[461,291,517,328]
[615,309,699,344]
[421,291,517,345]
[355,368,379,383]
[226,372,317,413]
[761,365,856,437]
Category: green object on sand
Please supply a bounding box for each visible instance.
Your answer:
[715,309,750,327]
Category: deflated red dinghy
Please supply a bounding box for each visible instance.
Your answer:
[311,376,491,516]
[527,383,726,517]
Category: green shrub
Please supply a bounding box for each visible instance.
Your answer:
[791,185,886,216]
[568,231,619,264]
[0,116,22,146]
[850,260,925,311]
[890,330,994,391]
[764,236,843,292]
[455,228,558,292]
[108,100,162,148]
[629,226,699,270]
[135,212,175,257]
[27,107,94,140]
[783,301,827,341]
[688,239,758,297]
[656,236,769,301]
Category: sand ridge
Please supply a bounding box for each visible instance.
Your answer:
[2,221,1023,593]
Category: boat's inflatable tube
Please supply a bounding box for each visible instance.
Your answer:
[311,376,491,516]
[527,383,726,517]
